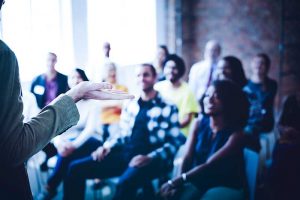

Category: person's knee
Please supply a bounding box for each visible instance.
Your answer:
[66,160,84,179]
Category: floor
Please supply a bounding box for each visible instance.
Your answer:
[27,152,116,200]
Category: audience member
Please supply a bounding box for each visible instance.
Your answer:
[30,52,69,171]
[160,80,249,200]
[154,45,169,81]
[38,68,103,199]
[100,62,128,140]
[243,53,277,151]
[62,64,184,200]
[91,41,112,82]
[155,54,199,136]
[267,79,300,200]
[214,56,247,88]
[31,52,69,109]
[189,40,221,101]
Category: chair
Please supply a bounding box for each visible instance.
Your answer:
[244,148,259,200]
[201,148,259,200]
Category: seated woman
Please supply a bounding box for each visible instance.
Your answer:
[100,62,128,140]
[153,45,169,82]
[160,80,249,200]
[214,56,247,88]
[38,68,103,199]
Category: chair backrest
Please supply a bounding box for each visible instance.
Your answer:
[244,148,259,200]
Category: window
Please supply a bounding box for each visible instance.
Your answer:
[1,0,73,83]
[1,0,157,85]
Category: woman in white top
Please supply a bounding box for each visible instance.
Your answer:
[38,68,104,199]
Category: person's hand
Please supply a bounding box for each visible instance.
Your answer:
[66,81,134,103]
[91,146,111,162]
[57,141,76,157]
[129,155,152,168]
[160,181,180,200]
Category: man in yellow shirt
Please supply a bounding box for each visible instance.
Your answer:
[155,54,199,136]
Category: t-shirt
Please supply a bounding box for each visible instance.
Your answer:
[123,98,153,159]
[100,84,128,124]
[155,81,199,136]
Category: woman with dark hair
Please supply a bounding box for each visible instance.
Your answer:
[243,53,277,151]
[160,80,249,200]
[215,56,247,88]
[75,68,89,82]
[154,45,170,81]
[38,68,104,199]
[155,54,199,136]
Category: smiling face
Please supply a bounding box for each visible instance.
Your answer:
[216,59,232,80]
[164,60,180,83]
[203,85,223,116]
[136,65,156,93]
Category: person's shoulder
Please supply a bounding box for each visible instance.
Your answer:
[57,72,68,79]
[266,77,277,87]
[156,91,177,109]
[190,60,209,74]
[180,81,192,91]
[228,130,247,145]
[0,40,13,53]
[0,40,16,58]
[29,73,44,85]
[154,80,168,90]
[32,74,45,82]
[191,60,205,68]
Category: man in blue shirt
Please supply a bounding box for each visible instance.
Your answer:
[62,64,184,200]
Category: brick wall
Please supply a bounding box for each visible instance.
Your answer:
[165,0,300,107]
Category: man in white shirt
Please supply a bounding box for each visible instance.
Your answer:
[188,40,222,101]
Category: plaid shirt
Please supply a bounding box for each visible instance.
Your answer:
[103,92,184,165]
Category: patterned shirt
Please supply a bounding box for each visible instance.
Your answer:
[103,92,184,165]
